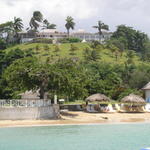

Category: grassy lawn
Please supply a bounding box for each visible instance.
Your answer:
[5,42,142,65]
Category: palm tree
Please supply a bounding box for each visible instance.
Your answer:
[13,17,23,32]
[93,21,109,42]
[43,19,56,29]
[0,18,23,43]
[0,21,14,43]
[13,17,23,43]
[126,50,135,65]
[65,16,75,38]
[29,11,43,31]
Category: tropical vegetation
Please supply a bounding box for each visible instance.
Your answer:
[0,11,150,102]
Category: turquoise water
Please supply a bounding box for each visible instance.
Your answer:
[0,123,150,150]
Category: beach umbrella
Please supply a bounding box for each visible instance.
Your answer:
[86,93,110,103]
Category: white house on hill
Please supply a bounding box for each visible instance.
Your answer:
[72,29,112,42]
[36,29,68,39]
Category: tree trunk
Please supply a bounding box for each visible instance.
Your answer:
[99,32,101,42]
[67,29,70,38]
[39,87,45,99]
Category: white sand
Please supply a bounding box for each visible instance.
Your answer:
[0,111,150,127]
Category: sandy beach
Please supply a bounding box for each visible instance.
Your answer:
[0,111,150,127]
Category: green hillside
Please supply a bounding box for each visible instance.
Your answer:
[5,42,142,65]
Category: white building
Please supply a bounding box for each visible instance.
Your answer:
[71,29,112,42]
[19,31,37,43]
[19,29,112,43]
[36,29,68,39]
[142,82,150,102]
[19,29,68,43]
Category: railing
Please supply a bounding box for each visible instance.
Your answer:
[0,99,52,107]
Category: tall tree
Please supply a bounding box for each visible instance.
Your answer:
[65,16,75,38]
[43,19,56,29]
[13,17,23,33]
[112,25,148,53]
[29,11,43,31]
[93,21,109,42]
[0,21,14,43]
[0,17,23,44]
[13,17,23,43]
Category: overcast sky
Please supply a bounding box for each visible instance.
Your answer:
[0,0,150,34]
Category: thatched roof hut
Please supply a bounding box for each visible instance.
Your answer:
[86,93,110,103]
[121,94,145,104]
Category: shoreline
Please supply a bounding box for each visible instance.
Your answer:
[1,111,150,128]
[1,121,150,128]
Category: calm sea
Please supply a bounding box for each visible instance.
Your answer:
[0,123,149,150]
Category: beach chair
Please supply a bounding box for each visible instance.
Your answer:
[145,104,150,112]
[107,104,116,113]
[86,104,98,113]
[115,104,121,112]
[115,104,126,112]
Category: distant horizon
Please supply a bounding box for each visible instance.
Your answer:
[0,0,150,35]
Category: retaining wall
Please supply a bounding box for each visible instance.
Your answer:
[0,105,60,120]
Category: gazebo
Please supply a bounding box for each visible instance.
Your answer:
[86,93,111,112]
[121,94,146,112]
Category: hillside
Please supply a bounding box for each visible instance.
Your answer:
[5,42,142,65]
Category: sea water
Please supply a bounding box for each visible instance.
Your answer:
[0,123,149,150]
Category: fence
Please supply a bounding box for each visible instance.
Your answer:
[0,99,51,107]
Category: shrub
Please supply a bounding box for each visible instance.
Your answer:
[31,38,53,44]
[43,44,50,51]
[0,38,7,50]
[58,38,81,43]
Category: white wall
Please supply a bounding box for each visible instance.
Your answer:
[145,90,150,99]
[0,105,60,120]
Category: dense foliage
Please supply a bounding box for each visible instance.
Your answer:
[111,25,149,53]
[0,47,149,101]
[0,16,150,101]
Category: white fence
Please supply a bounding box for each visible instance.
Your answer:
[0,99,51,107]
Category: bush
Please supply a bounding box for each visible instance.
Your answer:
[68,38,81,43]
[58,38,81,43]
[0,38,7,50]
[31,38,53,44]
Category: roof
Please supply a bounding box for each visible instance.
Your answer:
[40,29,58,33]
[121,94,145,104]
[86,93,110,102]
[142,82,150,90]
[19,90,40,99]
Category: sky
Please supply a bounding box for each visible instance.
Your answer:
[0,0,150,34]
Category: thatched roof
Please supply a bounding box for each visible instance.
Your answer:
[86,93,110,102]
[142,82,150,90]
[19,90,40,99]
[121,94,145,104]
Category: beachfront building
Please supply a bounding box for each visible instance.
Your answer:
[121,94,145,112]
[142,82,150,102]
[71,29,112,42]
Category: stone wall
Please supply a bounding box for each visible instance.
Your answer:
[0,105,60,120]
